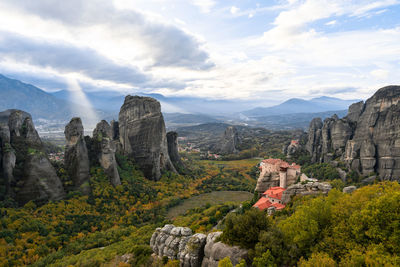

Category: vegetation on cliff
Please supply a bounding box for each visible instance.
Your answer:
[220,182,400,266]
[0,155,258,266]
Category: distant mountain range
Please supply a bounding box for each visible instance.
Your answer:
[0,73,359,131]
[242,96,359,117]
[51,89,257,115]
[0,74,75,121]
[0,74,108,130]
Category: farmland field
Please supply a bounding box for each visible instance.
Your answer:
[167,191,253,219]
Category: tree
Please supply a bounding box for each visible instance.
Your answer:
[218,257,233,267]
[220,208,270,249]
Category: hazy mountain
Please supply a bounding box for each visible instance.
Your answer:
[164,113,221,127]
[0,74,108,130]
[51,90,257,115]
[0,74,74,120]
[252,110,348,130]
[1,74,354,131]
[242,96,358,117]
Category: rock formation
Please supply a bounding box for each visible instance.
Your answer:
[343,185,357,193]
[150,225,247,267]
[280,182,332,204]
[64,117,91,194]
[283,140,300,158]
[306,86,400,180]
[118,96,176,180]
[0,109,65,205]
[92,120,121,186]
[167,131,184,172]
[218,126,239,154]
[202,232,247,267]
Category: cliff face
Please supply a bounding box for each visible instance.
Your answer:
[306,86,400,180]
[166,131,184,172]
[118,96,176,180]
[64,118,91,194]
[92,120,121,186]
[0,109,65,205]
[218,126,239,154]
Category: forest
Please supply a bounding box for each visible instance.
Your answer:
[1,149,399,266]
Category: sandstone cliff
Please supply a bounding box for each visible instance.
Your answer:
[118,96,176,180]
[167,131,184,172]
[0,109,65,205]
[217,126,239,154]
[92,120,121,186]
[306,86,400,180]
[64,117,91,194]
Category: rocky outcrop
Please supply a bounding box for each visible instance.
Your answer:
[181,234,208,267]
[202,232,247,267]
[150,226,247,267]
[64,117,90,194]
[218,126,239,154]
[281,182,332,204]
[283,140,300,158]
[167,131,184,172]
[306,118,323,163]
[0,109,65,205]
[118,96,176,180]
[150,225,199,265]
[306,86,400,180]
[92,120,121,186]
[343,185,357,193]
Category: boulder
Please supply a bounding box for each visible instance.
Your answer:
[343,185,357,194]
[64,117,90,194]
[362,175,376,184]
[118,96,176,180]
[202,231,247,267]
[150,226,246,267]
[180,233,207,267]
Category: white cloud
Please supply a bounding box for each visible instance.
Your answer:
[0,0,213,70]
[370,69,390,79]
[230,6,240,15]
[191,0,216,13]
[325,20,337,26]
[0,0,399,103]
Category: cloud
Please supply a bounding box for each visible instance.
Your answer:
[230,6,240,15]
[261,0,400,48]
[0,0,213,70]
[190,0,216,13]
[325,20,337,26]
[309,86,359,95]
[0,31,148,85]
[370,69,389,79]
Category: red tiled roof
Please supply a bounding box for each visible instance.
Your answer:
[272,203,285,210]
[253,197,271,210]
[262,186,286,200]
[253,197,286,211]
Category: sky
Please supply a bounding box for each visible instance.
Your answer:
[0,0,399,105]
